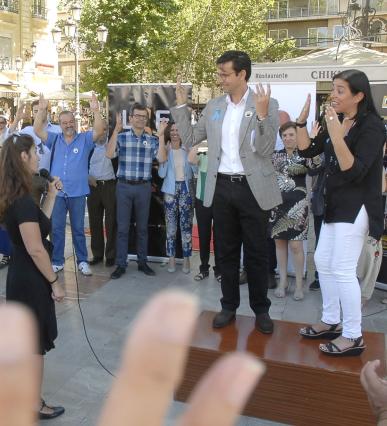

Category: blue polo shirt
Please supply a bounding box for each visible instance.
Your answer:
[46,130,94,197]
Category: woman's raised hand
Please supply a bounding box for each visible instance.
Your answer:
[297,94,311,123]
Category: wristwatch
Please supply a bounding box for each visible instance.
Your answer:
[295,120,307,128]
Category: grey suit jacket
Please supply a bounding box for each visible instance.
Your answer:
[171,88,282,210]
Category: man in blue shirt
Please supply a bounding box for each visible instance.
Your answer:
[106,103,158,278]
[34,93,105,276]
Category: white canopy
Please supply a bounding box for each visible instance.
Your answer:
[251,43,387,83]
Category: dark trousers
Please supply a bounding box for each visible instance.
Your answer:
[314,214,323,280]
[87,180,117,261]
[195,197,219,274]
[213,178,271,315]
[115,181,152,266]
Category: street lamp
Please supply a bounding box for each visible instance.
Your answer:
[345,0,387,45]
[71,3,82,21]
[97,25,108,44]
[51,6,108,131]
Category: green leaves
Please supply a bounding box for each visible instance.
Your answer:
[79,0,296,95]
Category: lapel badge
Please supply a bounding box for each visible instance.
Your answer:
[73,148,79,154]
[211,109,221,121]
[245,111,253,118]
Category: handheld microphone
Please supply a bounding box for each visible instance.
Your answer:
[39,168,67,196]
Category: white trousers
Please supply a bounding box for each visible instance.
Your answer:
[314,206,369,338]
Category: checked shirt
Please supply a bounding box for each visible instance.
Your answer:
[116,128,158,181]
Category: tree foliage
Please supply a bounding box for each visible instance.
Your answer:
[78,0,296,95]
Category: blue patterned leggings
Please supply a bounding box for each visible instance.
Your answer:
[164,181,193,257]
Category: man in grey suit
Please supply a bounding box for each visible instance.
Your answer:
[172,50,281,334]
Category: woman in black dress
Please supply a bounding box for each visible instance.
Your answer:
[0,134,65,418]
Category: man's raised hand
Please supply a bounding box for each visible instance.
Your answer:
[254,83,271,120]
[38,93,49,111]
[89,92,100,113]
[176,76,188,106]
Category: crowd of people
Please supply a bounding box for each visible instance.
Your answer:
[0,49,386,421]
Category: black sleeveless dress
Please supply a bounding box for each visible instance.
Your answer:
[5,194,57,355]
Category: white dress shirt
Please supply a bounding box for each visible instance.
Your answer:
[218,88,249,174]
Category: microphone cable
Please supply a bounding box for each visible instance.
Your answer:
[64,195,115,377]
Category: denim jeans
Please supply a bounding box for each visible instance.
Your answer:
[115,181,152,267]
[0,226,11,256]
[51,196,88,265]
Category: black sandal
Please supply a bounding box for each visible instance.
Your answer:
[319,336,366,357]
[299,322,342,339]
[194,271,209,281]
[39,399,65,420]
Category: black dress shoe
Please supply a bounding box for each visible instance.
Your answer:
[138,262,155,276]
[89,257,103,265]
[105,258,115,267]
[111,266,126,279]
[39,399,65,420]
[255,312,274,334]
[212,310,236,328]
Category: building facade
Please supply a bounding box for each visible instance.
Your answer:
[0,0,62,115]
[266,0,387,52]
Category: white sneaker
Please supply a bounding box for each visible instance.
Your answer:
[78,261,92,276]
[52,264,64,273]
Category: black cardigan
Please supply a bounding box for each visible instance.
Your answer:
[299,113,386,240]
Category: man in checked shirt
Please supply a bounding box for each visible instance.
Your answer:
[106,103,158,279]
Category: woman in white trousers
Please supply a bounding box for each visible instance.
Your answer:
[296,69,386,356]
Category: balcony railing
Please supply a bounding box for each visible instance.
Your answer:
[0,57,13,70]
[268,0,387,19]
[0,0,19,13]
[31,2,47,19]
[268,5,340,19]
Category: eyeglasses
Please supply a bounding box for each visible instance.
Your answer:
[215,71,236,80]
[131,114,148,120]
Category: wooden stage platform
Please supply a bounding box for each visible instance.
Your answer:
[175,311,386,426]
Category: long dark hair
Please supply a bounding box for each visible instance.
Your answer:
[333,69,378,121]
[0,134,34,221]
[164,122,182,147]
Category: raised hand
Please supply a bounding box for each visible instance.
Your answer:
[158,120,168,137]
[38,93,49,111]
[309,121,321,139]
[176,75,188,106]
[14,102,26,122]
[298,94,311,123]
[325,105,346,141]
[89,92,100,113]
[114,112,123,133]
[254,83,271,120]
